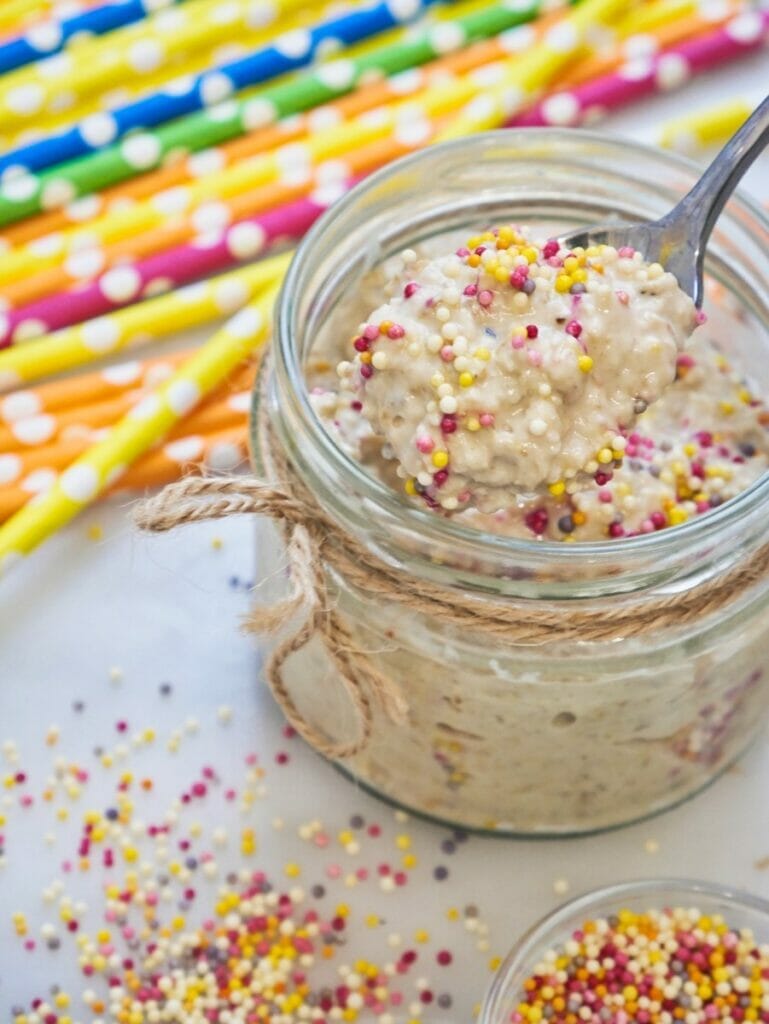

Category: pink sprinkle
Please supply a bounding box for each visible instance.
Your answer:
[543,240,559,258]
[433,470,449,487]
[390,994,404,1007]
[363,324,379,341]
[598,490,613,503]
[456,247,470,257]
[677,354,695,368]
[24,939,35,951]
[640,519,655,534]
[416,436,435,454]
[440,346,454,362]
[387,324,405,340]
[616,290,629,305]
[463,283,478,297]
[527,349,542,366]
[404,282,419,298]
[565,320,582,338]
[314,834,330,848]
[355,868,369,880]
[440,415,457,434]
[479,413,495,428]
[245,753,258,765]
[651,511,667,530]
[618,246,635,258]
[326,863,342,879]
[695,309,708,325]
[360,364,373,379]
[477,289,493,307]
[353,337,369,352]
[526,324,538,339]
[608,522,625,538]
[511,335,525,350]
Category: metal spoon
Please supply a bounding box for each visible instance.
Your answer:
[559,94,769,307]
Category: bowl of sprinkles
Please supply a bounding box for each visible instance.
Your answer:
[480,879,769,1024]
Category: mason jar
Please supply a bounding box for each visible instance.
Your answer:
[251,129,769,835]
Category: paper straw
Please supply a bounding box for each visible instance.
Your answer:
[437,0,632,139]
[658,97,754,153]
[0,283,278,572]
[0,24,554,307]
[0,360,255,453]
[557,0,743,89]
[0,31,585,290]
[510,9,769,128]
[0,0,317,133]
[0,0,551,230]
[0,351,193,423]
[0,253,290,390]
[0,185,340,342]
[0,0,191,77]
[0,6,317,150]
[0,0,445,177]
[0,426,249,524]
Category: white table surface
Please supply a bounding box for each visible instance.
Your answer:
[2,57,769,1023]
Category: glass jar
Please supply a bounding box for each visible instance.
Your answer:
[480,879,769,1024]
[251,129,769,835]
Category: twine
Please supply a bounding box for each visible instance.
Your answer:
[135,372,769,760]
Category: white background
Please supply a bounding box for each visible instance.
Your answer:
[2,54,769,1023]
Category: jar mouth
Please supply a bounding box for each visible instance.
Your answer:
[274,129,769,568]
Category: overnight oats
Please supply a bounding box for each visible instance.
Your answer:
[254,132,769,834]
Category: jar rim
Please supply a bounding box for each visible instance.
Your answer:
[273,128,769,567]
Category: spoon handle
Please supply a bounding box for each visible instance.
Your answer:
[662,94,769,297]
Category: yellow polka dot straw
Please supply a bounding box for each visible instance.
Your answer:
[438,0,633,138]
[0,0,316,130]
[0,282,279,573]
[658,98,755,154]
[0,252,291,390]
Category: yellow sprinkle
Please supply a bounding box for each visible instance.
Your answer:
[447,908,460,921]
[489,957,502,972]
[548,481,566,497]
[494,266,508,282]
[597,448,614,464]
[571,268,588,283]
[668,507,688,526]
[555,274,572,293]
[563,256,579,273]
[468,253,480,268]
[211,536,223,550]
[285,862,301,878]
[473,347,491,361]
[365,914,380,928]
[415,929,430,943]
[739,387,753,404]
[577,355,593,373]
[432,451,449,469]
[467,417,481,432]
[683,443,697,457]
[402,853,417,869]
[404,478,417,496]
[512,325,527,338]
[523,246,538,263]
[86,524,103,542]
[335,903,350,917]
[458,372,474,388]
[395,834,411,850]
[719,401,735,415]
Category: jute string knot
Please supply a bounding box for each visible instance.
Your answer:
[136,374,769,761]
[135,475,409,760]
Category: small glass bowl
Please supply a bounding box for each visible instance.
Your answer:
[480,879,769,1024]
